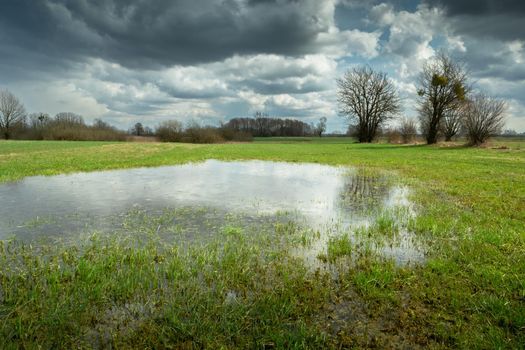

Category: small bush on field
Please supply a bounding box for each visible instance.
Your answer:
[385,128,403,144]
[463,94,506,146]
[398,118,418,144]
[155,120,184,142]
[181,125,224,143]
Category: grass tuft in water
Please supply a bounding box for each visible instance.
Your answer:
[318,234,353,263]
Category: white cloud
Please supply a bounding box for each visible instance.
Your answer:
[505,99,525,131]
[369,3,395,27]
[7,80,108,122]
[383,5,441,60]
[507,40,524,64]
[447,35,467,53]
[316,28,381,58]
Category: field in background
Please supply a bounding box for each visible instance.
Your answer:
[0,138,524,348]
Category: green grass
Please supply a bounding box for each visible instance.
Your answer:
[1,138,524,348]
[318,234,354,263]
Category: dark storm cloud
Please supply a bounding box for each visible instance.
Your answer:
[0,0,330,70]
[424,0,525,40]
[425,0,525,15]
[461,40,525,81]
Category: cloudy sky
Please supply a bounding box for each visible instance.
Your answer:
[1,0,524,132]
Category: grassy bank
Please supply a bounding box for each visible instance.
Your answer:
[0,138,524,348]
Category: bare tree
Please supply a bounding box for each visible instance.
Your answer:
[29,113,51,128]
[92,118,118,131]
[131,122,145,136]
[417,52,469,144]
[441,103,464,141]
[26,113,51,139]
[315,117,327,137]
[253,111,270,136]
[337,66,400,143]
[0,89,26,139]
[398,117,418,144]
[463,93,506,146]
[54,112,85,126]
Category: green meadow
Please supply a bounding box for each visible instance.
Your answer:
[0,138,524,349]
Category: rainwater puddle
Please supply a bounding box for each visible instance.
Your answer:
[0,160,424,264]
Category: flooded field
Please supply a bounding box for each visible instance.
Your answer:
[2,140,522,349]
[0,160,423,264]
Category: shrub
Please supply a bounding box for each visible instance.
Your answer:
[385,128,402,144]
[156,120,183,142]
[463,93,506,146]
[13,113,126,141]
[181,125,224,143]
[398,118,417,143]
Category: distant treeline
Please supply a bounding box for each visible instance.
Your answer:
[4,113,322,143]
[129,114,326,143]
[154,120,252,143]
[0,88,326,143]
[223,116,315,137]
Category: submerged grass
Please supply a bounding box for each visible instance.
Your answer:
[319,235,353,263]
[1,138,525,348]
[0,229,331,349]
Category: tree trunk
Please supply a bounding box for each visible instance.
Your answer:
[368,126,377,143]
[358,131,369,143]
[426,122,439,144]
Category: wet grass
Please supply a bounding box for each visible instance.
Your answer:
[319,234,353,263]
[1,138,525,348]
[0,226,330,349]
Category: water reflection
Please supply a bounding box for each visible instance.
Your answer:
[0,160,424,263]
[339,172,391,213]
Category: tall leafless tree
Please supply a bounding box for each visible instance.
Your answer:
[463,93,506,146]
[417,52,469,144]
[0,89,26,139]
[337,66,400,143]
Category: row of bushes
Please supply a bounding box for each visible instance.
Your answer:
[4,112,253,143]
[0,89,313,143]
[10,113,126,141]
